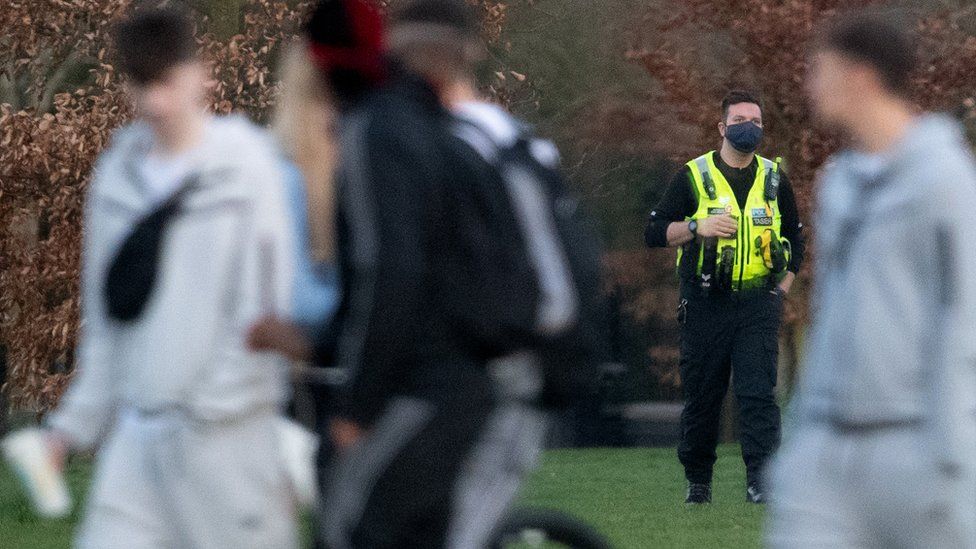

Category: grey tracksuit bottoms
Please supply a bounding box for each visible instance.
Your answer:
[766,422,976,549]
[75,409,298,549]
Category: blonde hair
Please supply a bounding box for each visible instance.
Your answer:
[272,41,337,263]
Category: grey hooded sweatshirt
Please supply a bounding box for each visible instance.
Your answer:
[794,114,976,467]
[48,116,296,450]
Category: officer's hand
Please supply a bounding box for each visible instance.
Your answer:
[778,272,796,295]
[697,214,738,238]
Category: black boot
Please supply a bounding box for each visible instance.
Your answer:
[685,482,712,504]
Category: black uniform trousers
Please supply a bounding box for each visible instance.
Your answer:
[677,285,783,486]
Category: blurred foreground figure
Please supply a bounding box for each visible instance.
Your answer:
[249,0,600,546]
[272,43,341,332]
[443,42,605,549]
[766,13,976,549]
[270,43,342,485]
[44,5,299,548]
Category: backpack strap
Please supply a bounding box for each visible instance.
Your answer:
[104,173,201,322]
[454,117,545,179]
[452,117,501,163]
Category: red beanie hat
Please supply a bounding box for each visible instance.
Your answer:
[304,0,387,85]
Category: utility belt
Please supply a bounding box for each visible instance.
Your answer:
[679,229,790,296]
[681,280,776,302]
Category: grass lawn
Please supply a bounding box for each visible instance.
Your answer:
[1,457,93,549]
[1,444,763,548]
[519,445,765,548]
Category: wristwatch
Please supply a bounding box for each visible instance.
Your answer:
[688,219,698,236]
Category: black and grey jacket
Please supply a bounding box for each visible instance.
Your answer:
[314,73,558,426]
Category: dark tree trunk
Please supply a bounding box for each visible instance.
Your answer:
[0,345,8,436]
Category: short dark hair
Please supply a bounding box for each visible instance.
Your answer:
[816,12,916,96]
[113,3,196,85]
[721,90,763,121]
[391,0,479,39]
[388,0,482,82]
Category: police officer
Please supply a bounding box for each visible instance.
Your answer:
[645,90,805,504]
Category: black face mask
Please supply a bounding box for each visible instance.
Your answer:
[724,121,763,153]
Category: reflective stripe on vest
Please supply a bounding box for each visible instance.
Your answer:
[678,152,790,290]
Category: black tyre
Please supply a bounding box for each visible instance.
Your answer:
[490,507,613,549]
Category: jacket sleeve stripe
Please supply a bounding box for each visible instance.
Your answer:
[501,164,578,335]
[333,114,380,380]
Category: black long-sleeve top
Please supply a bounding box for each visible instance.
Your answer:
[644,151,805,273]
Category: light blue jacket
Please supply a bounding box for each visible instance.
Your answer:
[281,161,340,329]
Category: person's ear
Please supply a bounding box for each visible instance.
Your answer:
[718,121,726,138]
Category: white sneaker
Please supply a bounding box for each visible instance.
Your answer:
[1,428,72,518]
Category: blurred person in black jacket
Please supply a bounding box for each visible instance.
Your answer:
[248,1,589,546]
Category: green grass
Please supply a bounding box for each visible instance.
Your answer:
[518,446,764,548]
[0,458,93,549]
[1,444,763,548]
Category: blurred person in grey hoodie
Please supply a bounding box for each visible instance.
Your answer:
[42,5,298,548]
[766,12,976,549]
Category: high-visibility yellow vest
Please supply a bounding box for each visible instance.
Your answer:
[677,152,791,292]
